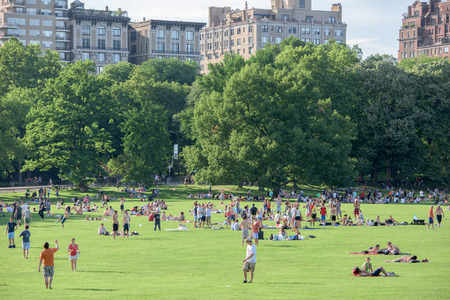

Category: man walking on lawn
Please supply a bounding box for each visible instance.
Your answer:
[38,240,59,289]
[242,238,256,283]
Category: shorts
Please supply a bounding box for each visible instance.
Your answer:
[331,215,336,221]
[243,261,256,273]
[231,215,236,221]
[242,229,249,239]
[25,218,30,224]
[43,266,54,278]
[113,223,119,231]
[436,215,442,223]
[123,223,130,231]
[354,208,360,215]
[295,216,301,221]
[312,213,317,219]
[252,233,259,239]
[371,268,382,276]
[321,215,326,221]
[429,217,434,224]
[7,232,14,239]
[257,216,262,221]
[69,253,79,260]
[201,216,206,222]
[120,205,124,210]
[61,217,67,224]
[15,214,22,220]
[194,216,198,221]
[22,242,30,250]
[206,216,211,223]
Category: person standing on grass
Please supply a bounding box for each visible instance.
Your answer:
[123,210,130,238]
[242,237,256,283]
[68,238,80,272]
[330,205,337,226]
[112,210,119,240]
[46,199,51,217]
[353,199,360,218]
[14,204,22,227]
[154,210,161,231]
[23,206,32,227]
[120,197,125,214]
[428,205,435,230]
[38,240,59,289]
[38,200,45,219]
[19,225,31,258]
[435,204,444,227]
[320,204,327,225]
[206,205,212,227]
[6,217,18,248]
[251,218,260,246]
[240,215,251,246]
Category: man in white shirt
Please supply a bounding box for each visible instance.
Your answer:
[242,237,256,283]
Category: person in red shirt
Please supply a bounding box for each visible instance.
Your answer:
[251,218,260,245]
[320,205,327,225]
[428,205,435,230]
[67,238,80,272]
[38,239,59,289]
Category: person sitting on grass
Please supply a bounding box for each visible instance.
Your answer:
[386,242,400,255]
[384,255,419,263]
[385,215,396,225]
[98,223,108,235]
[352,265,395,277]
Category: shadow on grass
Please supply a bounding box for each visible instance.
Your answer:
[78,270,126,274]
[265,282,319,285]
[66,288,117,291]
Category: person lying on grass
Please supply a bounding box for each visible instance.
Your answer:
[352,266,395,277]
[384,255,423,263]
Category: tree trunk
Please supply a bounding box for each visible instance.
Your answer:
[17,160,23,185]
[372,169,378,186]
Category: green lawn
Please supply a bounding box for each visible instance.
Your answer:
[0,185,449,299]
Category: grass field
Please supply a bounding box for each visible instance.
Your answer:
[0,185,449,299]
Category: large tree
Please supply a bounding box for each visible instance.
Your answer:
[23,61,115,186]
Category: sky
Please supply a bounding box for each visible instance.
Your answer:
[84,0,418,58]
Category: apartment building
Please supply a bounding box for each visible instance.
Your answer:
[200,0,347,73]
[69,0,130,73]
[0,0,70,61]
[399,0,450,61]
[128,19,205,65]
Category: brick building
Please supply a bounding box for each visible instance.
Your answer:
[399,0,450,61]
[200,0,347,73]
[128,19,205,65]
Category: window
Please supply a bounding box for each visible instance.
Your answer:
[249,47,252,54]
[261,36,268,44]
[336,40,343,44]
[231,40,234,46]
[249,37,253,44]
[27,8,37,15]
[16,7,24,13]
[276,26,282,33]
[113,27,121,37]
[301,27,311,34]
[82,25,90,35]
[27,0,36,4]
[82,39,90,48]
[41,9,51,16]
[131,32,137,41]
[249,26,253,33]
[29,19,40,26]
[299,0,305,9]
[276,37,282,44]
[328,17,336,24]
[7,18,26,26]
[237,38,241,46]
[262,25,268,32]
[157,42,165,51]
[29,30,40,37]
[97,53,106,62]
[314,39,321,45]
[130,45,137,54]
[42,20,52,28]
[314,28,320,35]
[237,49,241,55]
[171,43,179,53]
[230,29,234,35]
[42,0,51,4]
[444,47,449,53]
[113,40,121,50]
[97,66,103,73]
[97,26,106,36]
[324,39,329,44]
[335,29,343,36]
[29,40,39,45]
[186,31,194,41]
[82,52,90,61]
[42,41,52,48]
[56,21,65,29]
[301,38,310,42]
[186,44,194,53]
[282,15,289,21]
[306,16,313,23]
[56,32,67,40]
[171,30,179,40]
[237,28,241,34]
[113,54,121,63]
[42,30,52,37]
[324,29,331,36]
[98,39,105,49]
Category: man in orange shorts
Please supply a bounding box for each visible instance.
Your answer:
[428,205,435,230]
[38,239,59,289]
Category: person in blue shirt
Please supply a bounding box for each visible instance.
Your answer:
[19,225,31,259]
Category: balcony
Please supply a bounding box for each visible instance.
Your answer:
[0,32,19,39]
[54,4,68,10]
[1,0,25,8]
[152,49,200,55]
[76,46,128,52]
[56,46,70,51]
[70,9,128,18]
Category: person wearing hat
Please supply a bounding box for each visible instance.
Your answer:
[242,237,256,283]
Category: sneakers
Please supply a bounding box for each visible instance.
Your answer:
[12,245,16,248]
[243,280,247,283]
[8,245,11,248]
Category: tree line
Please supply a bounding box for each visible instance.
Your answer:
[0,37,448,188]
